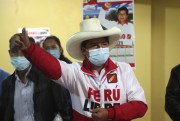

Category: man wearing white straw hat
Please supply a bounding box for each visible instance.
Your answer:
[11,18,147,121]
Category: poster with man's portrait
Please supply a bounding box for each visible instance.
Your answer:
[83,0,135,68]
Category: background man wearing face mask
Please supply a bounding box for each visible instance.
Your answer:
[11,18,147,121]
[0,33,71,121]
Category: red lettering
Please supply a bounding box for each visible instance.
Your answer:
[120,34,125,39]
[88,87,93,98]
[88,88,120,102]
[113,89,120,101]
[28,32,37,35]
[94,90,100,102]
[127,34,131,39]
[87,87,100,102]
[104,89,112,101]
[104,89,120,101]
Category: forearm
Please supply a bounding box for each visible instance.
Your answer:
[23,43,62,80]
[107,101,147,121]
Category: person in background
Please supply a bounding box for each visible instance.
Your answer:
[0,68,9,96]
[43,35,71,63]
[165,64,180,121]
[43,35,73,120]
[0,33,71,121]
[36,40,44,47]
[11,18,147,121]
[29,37,35,43]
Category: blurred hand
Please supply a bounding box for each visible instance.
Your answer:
[11,28,31,50]
[90,108,108,121]
[104,2,112,9]
[20,28,31,49]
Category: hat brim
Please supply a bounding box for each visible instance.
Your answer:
[66,27,121,60]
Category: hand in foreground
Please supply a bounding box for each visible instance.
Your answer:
[90,108,109,121]
[11,28,31,50]
[21,28,31,49]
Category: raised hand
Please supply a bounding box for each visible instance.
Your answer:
[20,28,31,49]
[11,28,31,50]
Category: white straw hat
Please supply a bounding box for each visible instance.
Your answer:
[66,18,121,60]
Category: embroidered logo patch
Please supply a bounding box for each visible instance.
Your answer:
[107,74,117,83]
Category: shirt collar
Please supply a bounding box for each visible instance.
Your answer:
[15,65,32,83]
[81,58,118,77]
[118,20,128,25]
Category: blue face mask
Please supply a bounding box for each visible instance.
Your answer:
[10,57,30,71]
[47,49,60,59]
[88,48,109,66]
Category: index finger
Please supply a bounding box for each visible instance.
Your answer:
[22,28,29,41]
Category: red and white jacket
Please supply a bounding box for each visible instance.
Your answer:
[23,43,147,121]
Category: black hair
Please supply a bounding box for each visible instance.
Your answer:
[9,33,21,48]
[117,6,128,15]
[43,36,61,47]
[43,35,72,64]
[29,37,35,43]
[81,40,88,49]
[9,34,35,48]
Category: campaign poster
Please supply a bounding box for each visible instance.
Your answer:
[18,28,50,46]
[83,0,135,68]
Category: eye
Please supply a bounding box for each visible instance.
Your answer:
[9,49,21,56]
[9,49,18,54]
[88,44,98,49]
[52,46,58,49]
[44,47,49,50]
[102,42,109,47]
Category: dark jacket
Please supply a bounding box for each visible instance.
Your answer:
[165,64,180,121]
[0,66,71,121]
[0,68,9,96]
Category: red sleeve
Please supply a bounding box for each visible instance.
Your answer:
[107,101,147,121]
[23,43,62,80]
